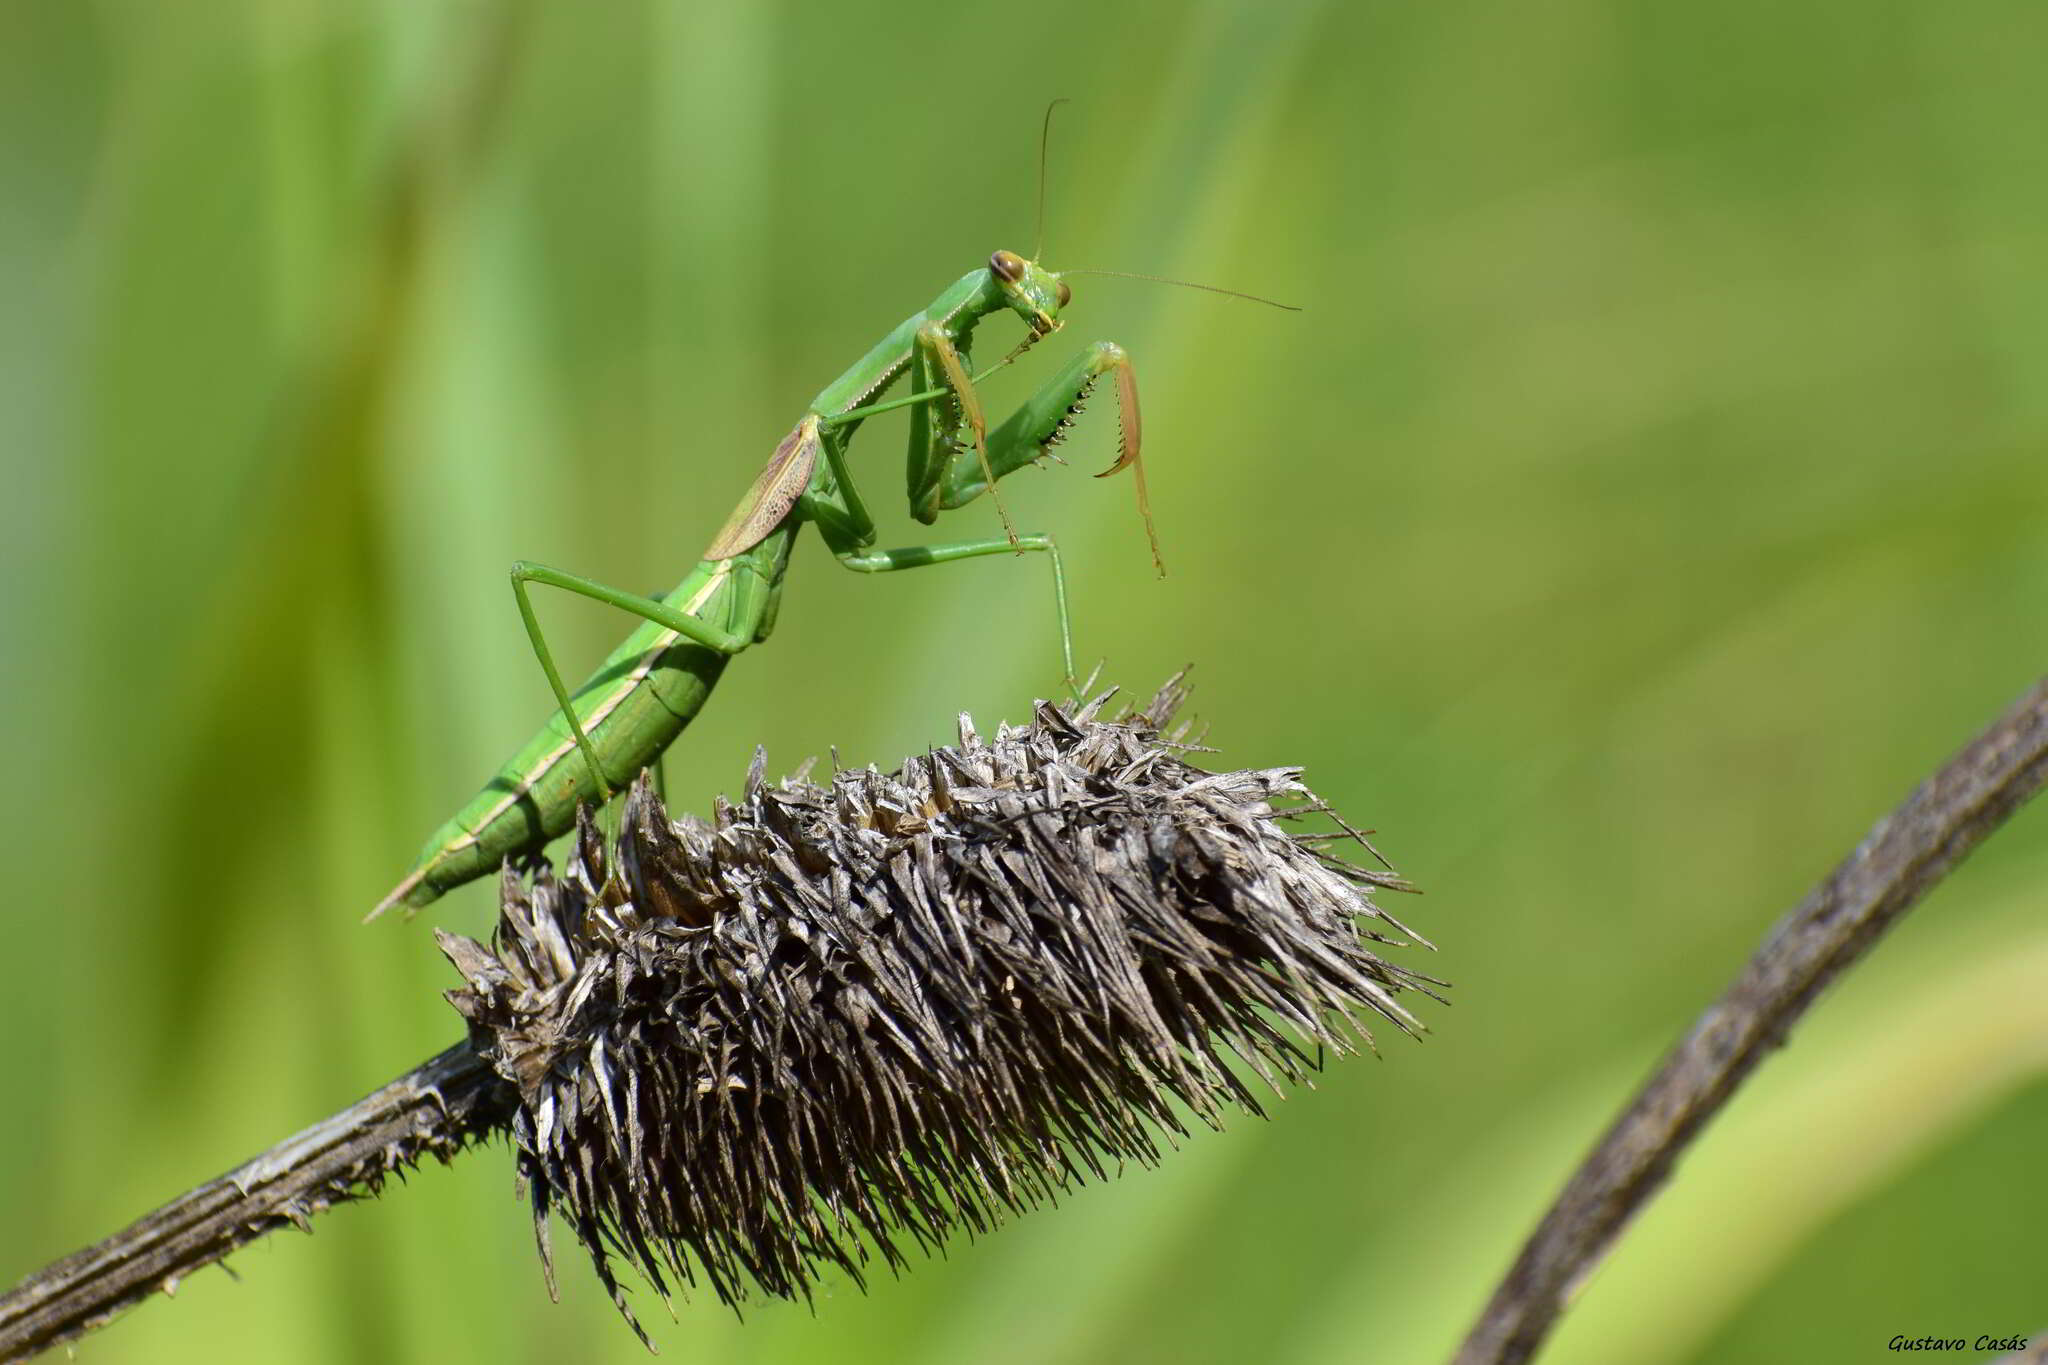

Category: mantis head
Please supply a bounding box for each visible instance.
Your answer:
[989,249,1070,337]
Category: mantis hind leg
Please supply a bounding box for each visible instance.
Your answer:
[509,560,757,804]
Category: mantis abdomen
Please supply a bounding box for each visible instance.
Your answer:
[375,536,792,916]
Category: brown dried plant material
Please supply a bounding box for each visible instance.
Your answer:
[1,680,1439,1362]
[440,680,1443,1338]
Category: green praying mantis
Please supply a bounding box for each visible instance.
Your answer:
[371,117,1292,921]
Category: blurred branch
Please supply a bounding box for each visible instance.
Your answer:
[1453,676,2048,1365]
[0,1044,511,1364]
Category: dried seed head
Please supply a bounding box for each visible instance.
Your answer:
[439,680,1443,1338]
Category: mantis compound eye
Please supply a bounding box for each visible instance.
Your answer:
[1055,280,1072,309]
[989,250,1026,283]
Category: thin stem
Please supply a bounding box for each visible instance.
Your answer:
[0,1044,511,1364]
[1453,676,2048,1365]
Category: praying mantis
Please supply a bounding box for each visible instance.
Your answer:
[371,114,1293,921]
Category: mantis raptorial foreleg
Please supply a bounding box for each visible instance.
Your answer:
[919,338,1160,575]
[911,322,1018,549]
[814,358,1107,683]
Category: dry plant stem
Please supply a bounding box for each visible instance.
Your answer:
[1453,676,2048,1365]
[0,1043,510,1364]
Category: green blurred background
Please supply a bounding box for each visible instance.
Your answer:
[8,2,2047,1362]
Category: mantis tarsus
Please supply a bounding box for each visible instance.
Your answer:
[372,245,1154,919]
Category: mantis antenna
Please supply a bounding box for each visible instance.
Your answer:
[1060,269,1302,311]
[1034,98,1069,262]
[1032,101,1297,313]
